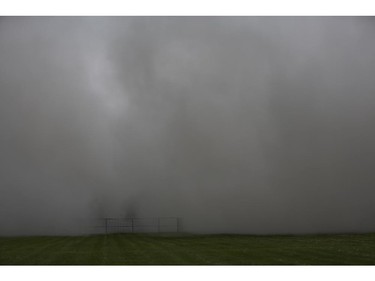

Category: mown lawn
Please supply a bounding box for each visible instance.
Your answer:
[1,233,375,265]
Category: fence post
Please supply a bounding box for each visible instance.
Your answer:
[105,218,108,235]
[131,218,134,233]
[157,218,160,233]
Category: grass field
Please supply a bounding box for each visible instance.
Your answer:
[1,233,375,265]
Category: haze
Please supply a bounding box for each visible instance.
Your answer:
[1,17,375,235]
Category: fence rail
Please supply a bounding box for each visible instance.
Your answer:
[94,217,182,234]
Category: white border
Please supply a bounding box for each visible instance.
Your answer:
[0,0,375,15]
[1,266,375,281]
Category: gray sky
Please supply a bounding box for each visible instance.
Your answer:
[1,17,375,235]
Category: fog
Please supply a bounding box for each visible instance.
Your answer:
[1,17,375,235]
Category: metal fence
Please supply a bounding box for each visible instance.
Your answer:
[93,217,182,234]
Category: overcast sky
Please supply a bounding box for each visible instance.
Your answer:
[1,17,375,235]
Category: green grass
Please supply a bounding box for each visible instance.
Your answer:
[1,233,375,265]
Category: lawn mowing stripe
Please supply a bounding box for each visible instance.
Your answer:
[111,234,149,264]
[133,235,203,264]
[0,237,69,265]
[118,234,165,264]
[38,236,89,265]
[1,233,375,265]
[151,236,219,264]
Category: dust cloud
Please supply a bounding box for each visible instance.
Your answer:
[1,17,375,235]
